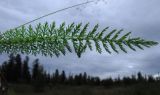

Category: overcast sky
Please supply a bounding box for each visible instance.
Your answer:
[0,0,160,78]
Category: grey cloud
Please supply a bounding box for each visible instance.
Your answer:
[139,49,160,74]
[0,0,160,78]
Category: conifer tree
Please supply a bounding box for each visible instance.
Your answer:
[15,54,22,80]
[60,70,66,84]
[22,56,31,82]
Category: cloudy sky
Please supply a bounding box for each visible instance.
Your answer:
[0,0,160,78]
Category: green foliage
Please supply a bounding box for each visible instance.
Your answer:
[0,22,158,57]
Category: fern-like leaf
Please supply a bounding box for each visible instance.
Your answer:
[0,22,158,57]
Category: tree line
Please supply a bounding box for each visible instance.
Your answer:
[0,54,160,87]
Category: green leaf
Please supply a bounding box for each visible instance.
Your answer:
[109,40,119,53]
[79,23,89,39]
[119,32,131,41]
[66,22,74,35]
[0,22,158,57]
[49,22,56,35]
[112,29,123,40]
[104,29,116,40]
[98,27,109,39]
[64,40,72,52]
[89,24,99,38]
[72,23,82,36]
[102,42,111,54]
[126,41,136,51]
[117,42,127,53]
[86,40,92,51]
[94,40,102,54]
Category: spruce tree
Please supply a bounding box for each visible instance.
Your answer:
[60,70,66,84]
[15,54,22,81]
[22,56,31,82]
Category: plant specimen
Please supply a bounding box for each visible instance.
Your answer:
[0,0,158,58]
[0,22,158,57]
